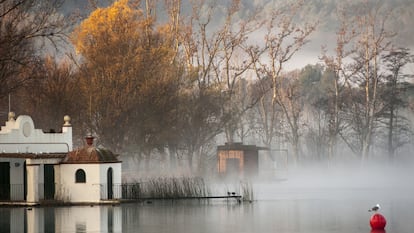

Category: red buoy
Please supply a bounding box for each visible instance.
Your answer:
[370,213,387,230]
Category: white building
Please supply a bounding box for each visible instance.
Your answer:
[0,112,121,205]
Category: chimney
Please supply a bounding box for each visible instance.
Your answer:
[86,134,94,146]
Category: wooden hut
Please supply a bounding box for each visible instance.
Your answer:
[217,143,268,179]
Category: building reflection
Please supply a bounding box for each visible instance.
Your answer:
[0,205,122,233]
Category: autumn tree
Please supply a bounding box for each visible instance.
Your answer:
[71,0,180,159]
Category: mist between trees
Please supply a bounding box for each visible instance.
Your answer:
[1,0,414,176]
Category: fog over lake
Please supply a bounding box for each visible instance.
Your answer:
[1,162,413,233]
[1,0,414,232]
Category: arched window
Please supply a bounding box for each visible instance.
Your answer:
[75,169,86,183]
[107,167,113,199]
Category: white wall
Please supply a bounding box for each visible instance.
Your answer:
[57,162,121,203]
[0,115,72,153]
[55,206,102,233]
[55,206,122,233]
[58,164,102,203]
[99,163,122,199]
[0,114,124,204]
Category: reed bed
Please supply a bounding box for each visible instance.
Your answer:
[240,181,254,202]
[122,177,210,199]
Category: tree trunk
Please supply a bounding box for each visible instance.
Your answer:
[388,106,395,161]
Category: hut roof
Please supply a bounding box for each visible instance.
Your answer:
[217,142,269,151]
[63,146,119,164]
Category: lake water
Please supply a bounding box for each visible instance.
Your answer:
[1,166,414,233]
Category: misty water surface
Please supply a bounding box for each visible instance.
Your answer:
[1,164,413,233]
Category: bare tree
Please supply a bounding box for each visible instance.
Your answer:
[320,4,357,162]
[278,70,305,166]
[14,56,81,136]
[249,0,316,166]
[297,64,327,161]
[380,47,414,160]
[176,0,263,172]
[347,2,395,163]
[0,0,68,100]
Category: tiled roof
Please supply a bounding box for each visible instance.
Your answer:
[63,145,119,164]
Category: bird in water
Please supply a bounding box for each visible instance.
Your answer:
[369,204,381,212]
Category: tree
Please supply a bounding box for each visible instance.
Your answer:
[173,0,263,172]
[0,0,68,100]
[320,1,397,163]
[249,0,316,166]
[320,3,358,163]
[13,56,82,138]
[71,0,180,158]
[175,84,225,173]
[380,47,414,160]
[278,70,305,166]
[180,0,263,143]
[210,0,261,143]
[348,1,395,163]
[298,64,327,161]
[249,73,286,170]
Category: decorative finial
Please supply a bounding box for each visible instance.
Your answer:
[63,115,71,126]
[8,112,15,121]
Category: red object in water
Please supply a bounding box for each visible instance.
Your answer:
[370,213,387,230]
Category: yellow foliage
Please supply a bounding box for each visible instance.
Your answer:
[71,0,179,65]
[71,0,145,59]
[70,0,181,119]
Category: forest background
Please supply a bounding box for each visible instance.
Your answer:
[1,0,414,177]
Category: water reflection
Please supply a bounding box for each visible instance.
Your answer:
[0,197,413,233]
[0,205,122,233]
[371,230,386,233]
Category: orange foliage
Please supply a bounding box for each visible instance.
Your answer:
[70,0,182,151]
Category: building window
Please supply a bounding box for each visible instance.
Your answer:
[75,169,86,183]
